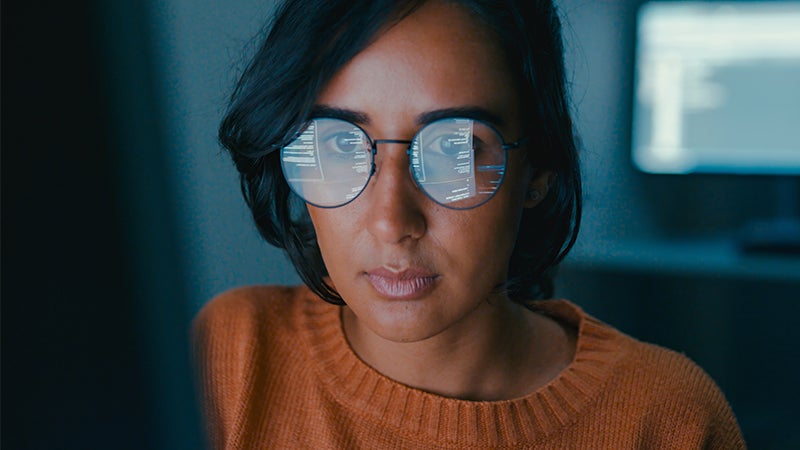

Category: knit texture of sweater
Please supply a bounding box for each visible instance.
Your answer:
[193,285,745,449]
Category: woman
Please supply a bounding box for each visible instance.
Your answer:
[194,0,745,448]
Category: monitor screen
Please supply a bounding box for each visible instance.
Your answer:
[631,1,800,175]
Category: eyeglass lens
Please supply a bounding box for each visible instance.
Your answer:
[280,117,507,209]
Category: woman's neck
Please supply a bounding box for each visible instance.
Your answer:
[341,298,576,401]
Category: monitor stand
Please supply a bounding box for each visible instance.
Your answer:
[738,177,800,255]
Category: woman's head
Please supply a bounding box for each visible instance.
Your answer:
[219,0,581,306]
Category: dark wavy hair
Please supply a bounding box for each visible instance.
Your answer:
[219,0,581,305]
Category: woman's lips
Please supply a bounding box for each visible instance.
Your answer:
[365,267,439,300]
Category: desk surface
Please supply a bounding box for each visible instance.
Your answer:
[563,237,800,282]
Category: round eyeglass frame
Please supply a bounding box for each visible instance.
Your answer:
[280,116,528,210]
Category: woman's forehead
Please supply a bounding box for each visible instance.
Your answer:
[316,0,521,137]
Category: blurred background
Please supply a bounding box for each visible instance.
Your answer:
[2,0,798,449]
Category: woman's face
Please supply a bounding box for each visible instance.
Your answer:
[308,0,545,343]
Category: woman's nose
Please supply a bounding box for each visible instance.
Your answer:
[365,144,427,244]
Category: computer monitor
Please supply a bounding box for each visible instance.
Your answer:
[631,1,800,253]
[631,1,800,175]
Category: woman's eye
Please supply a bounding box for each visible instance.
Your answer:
[322,131,362,154]
[426,133,472,156]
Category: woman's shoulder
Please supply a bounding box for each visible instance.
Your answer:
[614,339,744,447]
[191,285,324,446]
[614,329,727,405]
[533,300,728,406]
[192,285,314,354]
[195,285,301,324]
[540,300,744,447]
[631,340,738,420]
[538,300,727,396]
[584,318,744,447]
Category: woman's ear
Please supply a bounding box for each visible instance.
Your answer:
[524,171,555,208]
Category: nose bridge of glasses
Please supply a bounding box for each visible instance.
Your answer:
[370,138,414,164]
[372,138,413,149]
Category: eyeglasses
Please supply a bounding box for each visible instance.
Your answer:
[280,117,527,209]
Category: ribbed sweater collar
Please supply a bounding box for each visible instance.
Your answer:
[298,288,623,446]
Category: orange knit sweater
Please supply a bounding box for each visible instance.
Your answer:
[193,286,745,449]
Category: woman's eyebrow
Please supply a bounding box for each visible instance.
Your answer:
[416,107,505,127]
[310,105,505,128]
[310,105,370,124]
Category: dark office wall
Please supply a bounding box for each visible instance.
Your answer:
[2,1,201,449]
[142,0,294,313]
[2,1,150,448]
